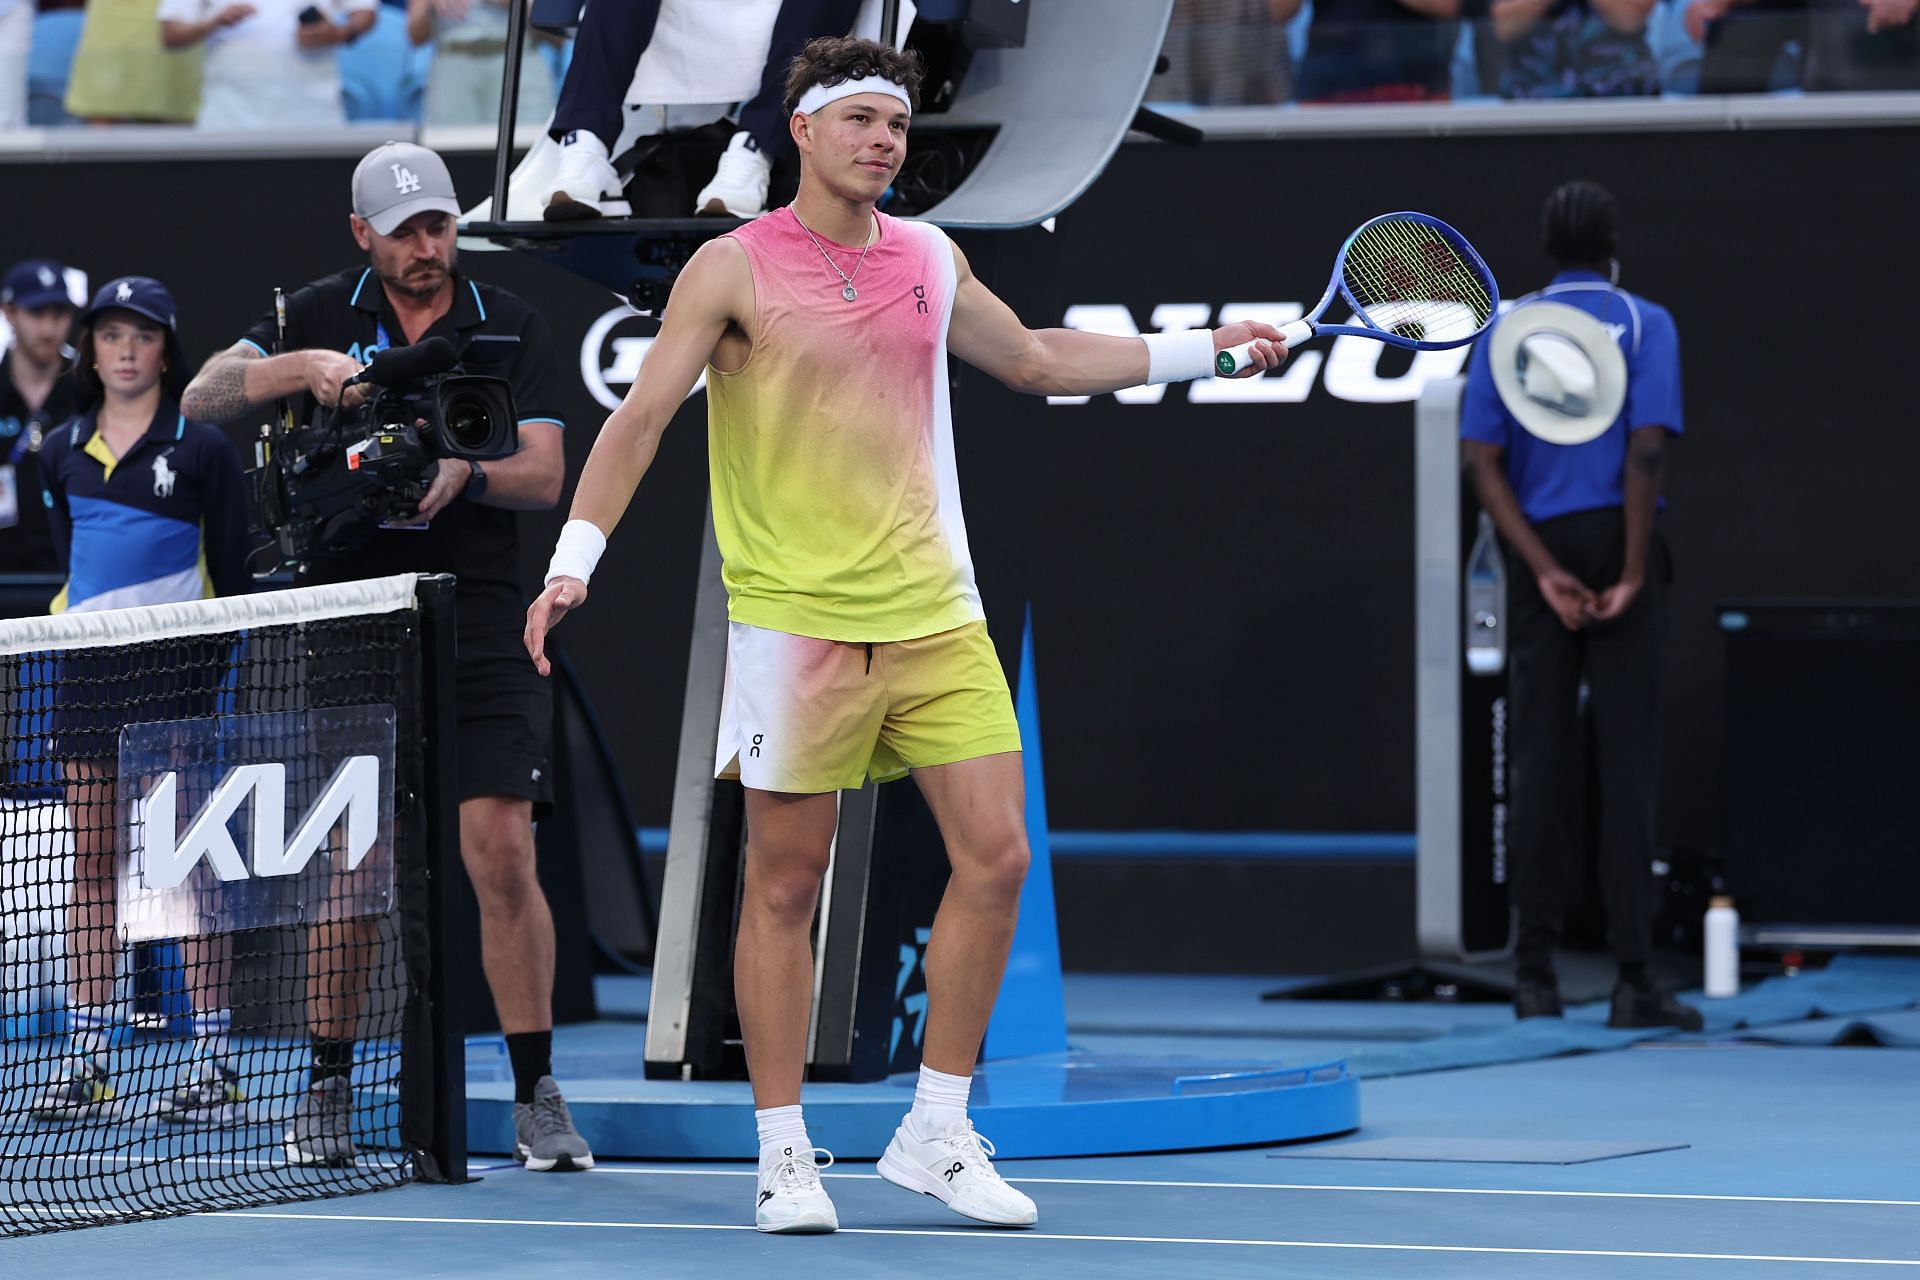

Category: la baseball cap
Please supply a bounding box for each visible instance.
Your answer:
[353,142,462,236]
[2,259,76,311]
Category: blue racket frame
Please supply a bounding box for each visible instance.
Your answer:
[1303,211,1500,352]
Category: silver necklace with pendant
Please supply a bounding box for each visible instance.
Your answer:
[793,210,874,301]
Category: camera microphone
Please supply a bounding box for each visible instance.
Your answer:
[346,336,460,389]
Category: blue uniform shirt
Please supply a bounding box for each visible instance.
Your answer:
[1460,269,1683,524]
[41,398,250,613]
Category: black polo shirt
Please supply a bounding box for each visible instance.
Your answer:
[238,266,566,641]
[0,348,85,574]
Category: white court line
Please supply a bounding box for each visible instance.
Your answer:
[574,1166,1920,1209]
[207,1209,1920,1266]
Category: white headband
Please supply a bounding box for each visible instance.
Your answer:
[795,74,912,118]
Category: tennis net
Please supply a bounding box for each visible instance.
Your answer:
[0,573,464,1236]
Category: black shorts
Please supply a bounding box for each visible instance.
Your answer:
[455,641,554,816]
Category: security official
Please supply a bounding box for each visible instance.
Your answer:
[182,142,593,1173]
[0,259,84,574]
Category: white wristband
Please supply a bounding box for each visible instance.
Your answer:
[1141,329,1218,385]
[545,519,607,587]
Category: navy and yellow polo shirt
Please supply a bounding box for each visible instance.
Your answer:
[40,398,251,613]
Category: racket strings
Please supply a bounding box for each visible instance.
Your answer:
[1341,219,1495,344]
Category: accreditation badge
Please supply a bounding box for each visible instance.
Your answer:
[0,464,20,530]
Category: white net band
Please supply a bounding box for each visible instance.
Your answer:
[0,573,422,656]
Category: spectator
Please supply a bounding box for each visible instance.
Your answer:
[1276,0,1460,102]
[0,259,82,574]
[544,0,862,221]
[159,0,374,128]
[1154,0,1294,106]
[408,0,556,127]
[0,0,28,127]
[26,0,89,125]
[1460,181,1701,1032]
[1688,0,1918,89]
[1686,0,1801,89]
[65,0,203,123]
[1492,0,1662,96]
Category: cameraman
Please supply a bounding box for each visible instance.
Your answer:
[181,142,592,1173]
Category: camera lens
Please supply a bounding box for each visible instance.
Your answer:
[441,392,499,453]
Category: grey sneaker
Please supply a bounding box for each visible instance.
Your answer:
[28,1057,116,1122]
[513,1075,594,1171]
[283,1075,356,1167]
[156,1059,249,1126]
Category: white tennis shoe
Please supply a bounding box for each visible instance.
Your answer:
[545,131,632,221]
[755,1145,838,1233]
[695,130,772,217]
[876,1116,1038,1227]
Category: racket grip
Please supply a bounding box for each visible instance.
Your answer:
[1213,320,1315,376]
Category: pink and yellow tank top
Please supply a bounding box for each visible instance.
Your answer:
[709,207,982,642]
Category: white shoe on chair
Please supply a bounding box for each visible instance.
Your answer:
[545,130,631,220]
[695,130,773,218]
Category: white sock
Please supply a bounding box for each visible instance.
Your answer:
[192,1008,232,1063]
[908,1064,972,1138]
[70,1005,112,1063]
[755,1104,811,1164]
[559,128,609,160]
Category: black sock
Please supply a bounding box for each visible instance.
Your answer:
[1516,957,1558,986]
[1618,962,1654,993]
[507,1030,554,1105]
[311,1035,355,1086]
[1515,932,1557,985]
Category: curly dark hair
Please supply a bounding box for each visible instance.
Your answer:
[782,35,924,116]
[1543,179,1618,270]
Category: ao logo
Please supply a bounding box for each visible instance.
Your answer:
[580,305,708,412]
[1045,302,1485,406]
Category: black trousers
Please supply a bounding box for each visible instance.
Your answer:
[550,0,863,150]
[1505,507,1670,974]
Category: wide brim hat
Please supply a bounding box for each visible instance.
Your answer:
[1489,300,1626,446]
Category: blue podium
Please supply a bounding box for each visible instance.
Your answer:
[466,550,1359,1158]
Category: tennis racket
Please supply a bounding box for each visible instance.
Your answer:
[1216,212,1499,375]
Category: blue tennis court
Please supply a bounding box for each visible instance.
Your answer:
[8,971,1917,1278]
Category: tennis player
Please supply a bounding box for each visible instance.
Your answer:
[26,276,254,1126]
[525,36,1286,1233]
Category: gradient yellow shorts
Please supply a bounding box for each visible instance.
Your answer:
[715,619,1022,794]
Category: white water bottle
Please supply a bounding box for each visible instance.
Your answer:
[1464,511,1506,675]
[1704,896,1739,997]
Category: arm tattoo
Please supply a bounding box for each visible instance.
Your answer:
[183,350,263,424]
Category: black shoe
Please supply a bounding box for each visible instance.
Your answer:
[1607,982,1704,1031]
[1513,980,1564,1020]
